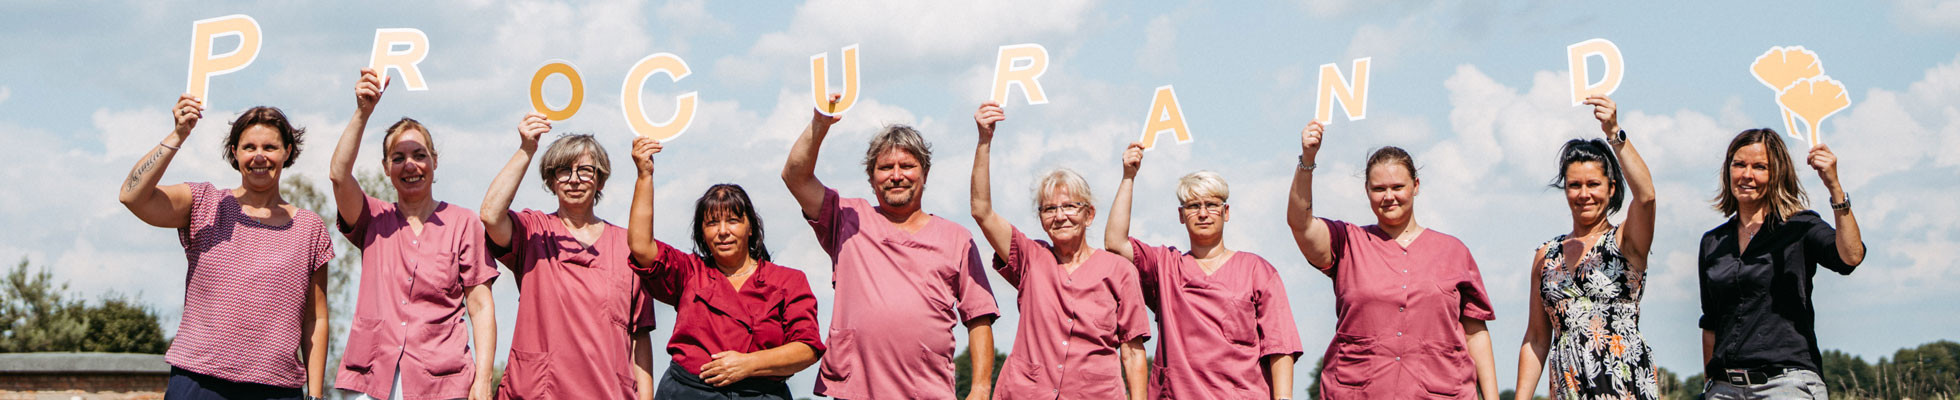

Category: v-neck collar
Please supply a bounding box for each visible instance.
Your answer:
[395,201,445,241]
[1184,250,1239,278]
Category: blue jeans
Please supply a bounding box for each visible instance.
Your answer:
[1705,369,1828,400]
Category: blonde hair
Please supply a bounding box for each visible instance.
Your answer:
[1712,128,1807,221]
[537,133,613,199]
[1032,168,1096,211]
[1175,170,1230,203]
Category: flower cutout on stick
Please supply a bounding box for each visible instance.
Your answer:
[1776,76,1850,147]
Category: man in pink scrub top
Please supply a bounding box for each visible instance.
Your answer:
[1104,143,1304,400]
[783,95,1001,400]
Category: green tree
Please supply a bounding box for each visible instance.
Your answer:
[73,294,168,353]
[953,347,1007,398]
[281,171,394,388]
[0,259,166,354]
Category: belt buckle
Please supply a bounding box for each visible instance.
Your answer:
[1724,369,1758,385]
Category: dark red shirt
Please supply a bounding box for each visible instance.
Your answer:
[637,240,826,377]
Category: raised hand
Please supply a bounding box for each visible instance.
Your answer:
[1808,143,1840,188]
[517,112,551,145]
[1301,120,1326,163]
[354,68,387,113]
[1585,94,1620,136]
[974,101,1005,140]
[1121,142,1145,178]
[632,136,664,175]
[173,93,204,137]
[812,93,844,131]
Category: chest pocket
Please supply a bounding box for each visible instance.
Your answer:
[409,248,464,304]
[1186,281,1258,347]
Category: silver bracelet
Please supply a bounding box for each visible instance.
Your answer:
[1297,155,1316,172]
[159,141,181,151]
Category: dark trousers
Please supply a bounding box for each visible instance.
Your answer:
[165,367,305,400]
[654,361,792,400]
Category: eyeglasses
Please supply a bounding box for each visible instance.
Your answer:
[554,165,600,183]
[1179,201,1226,214]
[1038,202,1088,217]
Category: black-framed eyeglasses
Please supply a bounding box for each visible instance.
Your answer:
[1038,202,1088,217]
[554,165,600,183]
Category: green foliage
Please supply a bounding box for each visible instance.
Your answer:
[281,171,394,387]
[1823,340,1960,399]
[953,347,1007,398]
[0,259,166,354]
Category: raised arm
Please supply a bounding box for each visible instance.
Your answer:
[481,113,550,248]
[969,102,1014,256]
[1590,96,1656,266]
[1103,142,1145,261]
[1513,245,1554,400]
[782,93,844,220]
[116,94,201,228]
[330,68,386,226]
[1808,143,1864,266]
[1288,121,1335,269]
[626,136,666,267]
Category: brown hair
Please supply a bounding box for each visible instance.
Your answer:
[1364,146,1418,182]
[862,124,933,176]
[1711,128,1807,221]
[222,106,305,170]
[380,117,437,165]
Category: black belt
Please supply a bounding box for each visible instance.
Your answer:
[1722,367,1806,386]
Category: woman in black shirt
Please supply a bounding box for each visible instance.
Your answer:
[1697,129,1864,399]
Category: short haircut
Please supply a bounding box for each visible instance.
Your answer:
[861,124,933,176]
[1548,138,1627,216]
[690,184,772,268]
[1176,170,1230,204]
[536,133,612,200]
[1032,167,1095,212]
[1364,146,1418,183]
[1712,128,1808,221]
[222,106,305,170]
[380,117,437,165]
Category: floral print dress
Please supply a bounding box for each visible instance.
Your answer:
[1539,227,1660,400]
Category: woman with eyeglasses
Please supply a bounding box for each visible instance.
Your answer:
[970,103,1151,399]
[1104,142,1303,400]
[480,113,658,399]
[1286,121,1499,399]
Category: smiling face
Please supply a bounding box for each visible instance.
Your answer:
[698,207,753,262]
[231,124,290,192]
[1563,161,1615,225]
[1365,163,1419,227]
[1037,189,1094,246]
[385,128,437,201]
[868,148,926,209]
[1727,143,1771,208]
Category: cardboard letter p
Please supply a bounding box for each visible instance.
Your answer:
[187,15,262,109]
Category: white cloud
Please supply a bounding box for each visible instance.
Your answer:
[0,86,10,104]
[718,0,1099,87]
[1137,15,1178,76]
[1893,0,1960,32]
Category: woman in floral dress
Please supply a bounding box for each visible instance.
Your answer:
[1515,95,1661,400]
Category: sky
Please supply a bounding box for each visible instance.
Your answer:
[4,0,1959,396]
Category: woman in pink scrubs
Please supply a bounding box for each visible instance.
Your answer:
[624,137,826,399]
[970,102,1151,400]
[328,69,500,400]
[1286,121,1500,399]
[481,113,657,399]
[1104,144,1304,400]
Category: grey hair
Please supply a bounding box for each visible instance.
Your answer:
[1032,167,1096,212]
[537,133,613,200]
[861,124,933,176]
[1175,170,1230,203]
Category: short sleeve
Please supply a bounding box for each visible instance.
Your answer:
[1318,217,1354,277]
[336,195,386,244]
[1800,212,1863,276]
[629,273,659,335]
[1247,257,1304,358]
[1455,248,1496,321]
[636,240,701,305]
[457,209,499,288]
[954,240,1000,325]
[777,267,828,356]
[990,227,1043,288]
[1126,237,1172,286]
[490,209,547,267]
[177,182,220,249]
[805,188,847,257]
[306,211,335,272]
[1109,257,1151,344]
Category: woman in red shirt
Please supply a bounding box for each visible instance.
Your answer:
[625,137,825,399]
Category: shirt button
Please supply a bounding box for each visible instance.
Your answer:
[1401,285,1407,289]
[1396,332,1403,337]
[1402,269,1409,273]
[400,321,407,326]
[1399,307,1405,312]
[1395,356,1402,361]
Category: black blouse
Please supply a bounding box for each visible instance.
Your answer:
[1697,210,1863,378]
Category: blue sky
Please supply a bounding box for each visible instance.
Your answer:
[5,0,1958,396]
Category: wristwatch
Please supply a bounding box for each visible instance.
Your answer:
[1609,129,1627,146]
[1831,193,1852,212]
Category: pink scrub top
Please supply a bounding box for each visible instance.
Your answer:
[1313,218,1495,399]
[807,188,1000,400]
[1127,237,1303,400]
[335,196,499,400]
[991,228,1151,399]
[491,209,658,399]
